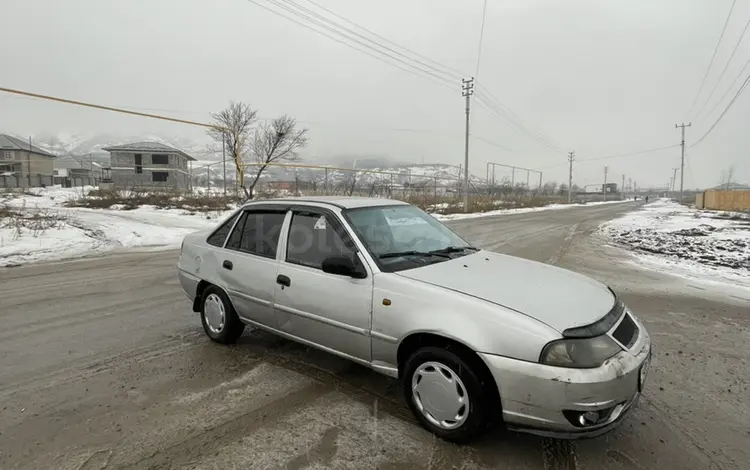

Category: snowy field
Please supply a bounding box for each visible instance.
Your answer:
[0,187,233,267]
[431,198,631,221]
[1,186,631,267]
[599,199,750,289]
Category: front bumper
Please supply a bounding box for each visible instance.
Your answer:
[479,319,651,438]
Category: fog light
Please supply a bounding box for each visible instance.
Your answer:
[579,411,600,426]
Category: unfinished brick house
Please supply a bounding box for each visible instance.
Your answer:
[103,141,194,190]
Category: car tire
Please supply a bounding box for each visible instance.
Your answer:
[200,285,244,344]
[403,346,493,443]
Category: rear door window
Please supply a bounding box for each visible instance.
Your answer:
[226,210,287,259]
[206,212,240,247]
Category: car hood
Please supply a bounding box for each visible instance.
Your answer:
[396,251,615,332]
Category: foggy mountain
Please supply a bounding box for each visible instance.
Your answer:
[24,132,485,186]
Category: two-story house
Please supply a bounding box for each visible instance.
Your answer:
[102,141,194,190]
[0,134,56,186]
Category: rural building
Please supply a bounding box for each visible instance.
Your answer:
[0,134,57,187]
[102,141,194,190]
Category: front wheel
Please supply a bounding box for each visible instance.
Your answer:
[403,346,493,443]
[200,285,244,344]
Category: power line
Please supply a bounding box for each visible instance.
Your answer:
[693,18,750,123]
[472,135,514,152]
[533,144,679,170]
[583,144,680,163]
[474,85,564,153]
[0,86,218,129]
[473,94,564,154]
[244,0,455,91]
[276,0,461,81]
[474,0,489,80]
[684,0,738,119]
[301,0,467,78]
[1,85,516,150]
[690,71,750,147]
[701,53,750,121]
[252,0,562,157]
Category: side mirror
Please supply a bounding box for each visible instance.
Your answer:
[321,255,365,278]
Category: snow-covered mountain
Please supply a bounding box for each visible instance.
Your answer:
[27,132,210,158]
[191,161,484,189]
[24,132,485,187]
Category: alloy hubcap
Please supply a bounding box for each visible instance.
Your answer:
[411,361,470,430]
[204,293,225,334]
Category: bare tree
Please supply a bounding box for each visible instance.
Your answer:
[207,102,258,199]
[247,115,309,200]
[542,181,558,196]
[720,165,735,190]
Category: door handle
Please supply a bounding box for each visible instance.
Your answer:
[222,260,233,270]
[276,274,291,287]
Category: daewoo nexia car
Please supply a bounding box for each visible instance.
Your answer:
[177,197,651,442]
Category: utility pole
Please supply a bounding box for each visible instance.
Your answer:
[604,166,609,201]
[671,167,679,196]
[462,77,474,213]
[621,174,625,200]
[567,151,575,203]
[222,134,227,196]
[675,122,691,203]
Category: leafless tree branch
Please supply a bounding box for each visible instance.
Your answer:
[207,102,258,199]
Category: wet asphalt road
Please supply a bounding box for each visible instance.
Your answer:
[0,201,748,470]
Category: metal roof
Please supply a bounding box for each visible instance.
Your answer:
[0,134,57,158]
[101,141,195,161]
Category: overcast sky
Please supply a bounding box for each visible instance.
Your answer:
[2,0,749,189]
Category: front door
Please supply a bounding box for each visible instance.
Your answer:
[217,208,287,328]
[273,209,373,361]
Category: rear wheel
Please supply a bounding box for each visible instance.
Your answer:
[403,346,493,443]
[200,285,244,344]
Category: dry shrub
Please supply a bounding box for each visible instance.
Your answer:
[0,200,71,239]
[66,188,236,212]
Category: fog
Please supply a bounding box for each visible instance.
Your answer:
[2,0,749,189]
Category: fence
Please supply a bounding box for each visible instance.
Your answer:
[696,189,750,211]
[0,173,97,189]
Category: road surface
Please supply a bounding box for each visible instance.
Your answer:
[0,201,747,469]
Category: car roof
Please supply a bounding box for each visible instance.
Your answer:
[242,196,410,210]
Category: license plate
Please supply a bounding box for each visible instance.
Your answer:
[639,353,651,392]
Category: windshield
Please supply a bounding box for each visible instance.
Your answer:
[344,204,475,271]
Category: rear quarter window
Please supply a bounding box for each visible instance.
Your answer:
[206,212,239,247]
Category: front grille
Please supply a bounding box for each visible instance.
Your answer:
[612,313,638,348]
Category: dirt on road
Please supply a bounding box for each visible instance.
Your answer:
[0,202,747,470]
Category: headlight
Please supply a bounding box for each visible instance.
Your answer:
[539,335,623,368]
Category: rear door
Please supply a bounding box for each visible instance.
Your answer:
[273,207,373,361]
[217,207,288,328]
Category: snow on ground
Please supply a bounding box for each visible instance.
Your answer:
[0,186,632,267]
[599,199,750,289]
[432,198,631,221]
[0,187,233,267]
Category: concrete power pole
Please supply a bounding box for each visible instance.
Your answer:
[567,151,575,203]
[675,122,691,203]
[671,167,679,196]
[462,77,475,213]
[604,166,609,201]
[621,174,625,200]
[222,134,227,196]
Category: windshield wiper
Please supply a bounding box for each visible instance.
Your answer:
[378,250,452,259]
[429,245,478,254]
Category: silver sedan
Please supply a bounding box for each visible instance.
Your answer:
[177,196,651,443]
